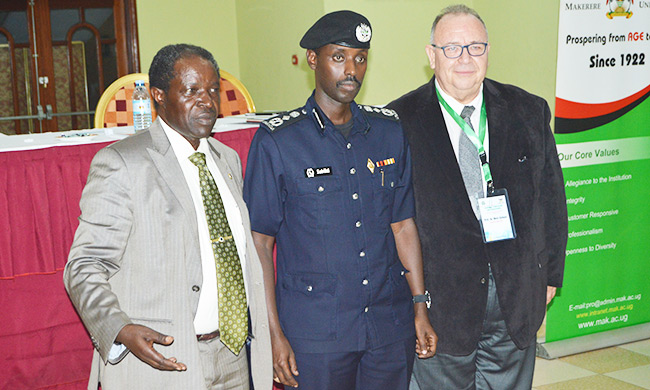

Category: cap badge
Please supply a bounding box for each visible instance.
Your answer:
[356,23,371,43]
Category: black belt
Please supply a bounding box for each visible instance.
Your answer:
[196,329,220,341]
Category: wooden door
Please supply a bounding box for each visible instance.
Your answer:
[0,0,139,134]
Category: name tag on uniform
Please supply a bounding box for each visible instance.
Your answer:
[305,166,332,178]
[477,188,516,243]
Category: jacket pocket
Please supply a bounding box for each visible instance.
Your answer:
[130,317,173,323]
[127,317,175,344]
[372,166,401,225]
[531,248,549,316]
[291,176,343,229]
[534,248,549,281]
[278,272,337,340]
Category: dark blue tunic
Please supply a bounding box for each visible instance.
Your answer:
[244,94,416,353]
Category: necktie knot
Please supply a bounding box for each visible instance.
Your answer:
[460,105,475,122]
[189,152,207,168]
[460,105,475,120]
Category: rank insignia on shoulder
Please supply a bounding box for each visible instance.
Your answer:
[358,104,399,121]
[305,166,332,178]
[376,158,395,167]
[262,109,306,132]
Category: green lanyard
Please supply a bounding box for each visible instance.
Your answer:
[436,87,494,193]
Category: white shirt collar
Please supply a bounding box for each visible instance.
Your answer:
[159,117,211,159]
[434,79,484,120]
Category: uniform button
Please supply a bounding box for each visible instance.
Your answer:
[538,263,542,269]
[360,251,366,257]
[318,186,324,192]
[307,285,313,292]
[400,270,405,276]
[390,181,395,188]
[362,279,369,285]
[192,285,200,292]
[228,173,233,179]
[364,307,369,313]
[347,143,352,149]
[480,277,486,284]
[355,221,362,228]
[350,168,356,175]
[352,193,359,200]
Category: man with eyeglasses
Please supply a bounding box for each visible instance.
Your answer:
[387,4,567,389]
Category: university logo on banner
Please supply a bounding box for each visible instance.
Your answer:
[606,0,634,18]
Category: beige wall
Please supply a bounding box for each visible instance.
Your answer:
[235,0,323,111]
[322,0,447,106]
[136,0,241,77]
[476,1,560,115]
[137,0,560,114]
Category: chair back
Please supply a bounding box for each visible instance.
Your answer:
[218,70,255,117]
[94,70,255,128]
[94,73,158,128]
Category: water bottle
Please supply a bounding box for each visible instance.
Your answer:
[132,80,152,131]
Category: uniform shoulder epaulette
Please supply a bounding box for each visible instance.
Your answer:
[261,109,308,132]
[357,104,400,121]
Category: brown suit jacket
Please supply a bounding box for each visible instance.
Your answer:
[64,119,272,389]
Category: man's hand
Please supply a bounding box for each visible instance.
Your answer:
[116,324,186,371]
[414,307,437,359]
[252,231,299,387]
[390,218,437,358]
[546,286,557,305]
[271,332,299,388]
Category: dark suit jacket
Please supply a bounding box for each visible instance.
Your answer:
[387,77,567,355]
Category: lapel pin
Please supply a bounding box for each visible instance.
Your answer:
[367,158,375,174]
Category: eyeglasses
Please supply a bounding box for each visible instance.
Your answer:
[432,43,488,59]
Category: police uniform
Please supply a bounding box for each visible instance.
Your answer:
[244,11,418,389]
[244,94,416,388]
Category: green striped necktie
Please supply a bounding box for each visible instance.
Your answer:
[189,152,247,354]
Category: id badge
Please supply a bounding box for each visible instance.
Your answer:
[477,188,516,243]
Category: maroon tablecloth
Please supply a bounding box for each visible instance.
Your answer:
[0,127,259,389]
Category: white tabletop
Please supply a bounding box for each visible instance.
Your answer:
[0,114,267,153]
[0,126,135,152]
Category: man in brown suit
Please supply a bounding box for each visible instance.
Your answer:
[64,44,271,389]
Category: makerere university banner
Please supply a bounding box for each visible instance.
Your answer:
[547,0,650,343]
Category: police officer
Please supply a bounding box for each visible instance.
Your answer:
[243,10,437,389]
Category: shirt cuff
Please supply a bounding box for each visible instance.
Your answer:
[107,342,129,364]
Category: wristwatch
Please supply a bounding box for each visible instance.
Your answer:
[412,290,431,309]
